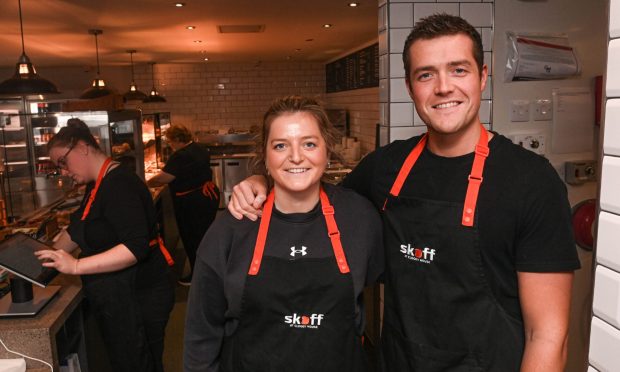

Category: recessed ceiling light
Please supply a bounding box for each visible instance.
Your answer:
[323,24,333,28]
[193,40,202,43]
[186,26,196,30]
[174,2,185,7]
[204,57,209,61]
[348,2,359,7]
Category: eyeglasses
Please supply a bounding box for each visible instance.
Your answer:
[56,144,76,170]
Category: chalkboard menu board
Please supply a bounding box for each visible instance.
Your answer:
[326,43,379,93]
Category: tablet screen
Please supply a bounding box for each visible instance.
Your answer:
[0,232,58,287]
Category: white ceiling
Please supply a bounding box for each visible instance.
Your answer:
[0,0,378,69]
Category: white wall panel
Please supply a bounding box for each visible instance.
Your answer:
[593,266,620,329]
[460,3,494,27]
[597,212,620,272]
[600,156,620,215]
[607,39,620,98]
[390,77,412,102]
[390,103,414,125]
[603,99,620,156]
[390,3,414,28]
[590,317,620,371]
[611,0,620,39]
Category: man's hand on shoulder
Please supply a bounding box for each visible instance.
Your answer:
[227,175,268,220]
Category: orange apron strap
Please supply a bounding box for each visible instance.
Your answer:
[461,126,489,227]
[150,236,175,266]
[383,134,428,211]
[81,157,113,220]
[248,190,275,275]
[319,188,350,274]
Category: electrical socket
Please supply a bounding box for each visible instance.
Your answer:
[511,133,546,155]
[533,99,553,121]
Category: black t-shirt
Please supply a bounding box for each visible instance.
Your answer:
[342,132,580,320]
[67,166,167,288]
[163,142,212,193]
[183,183,384,372]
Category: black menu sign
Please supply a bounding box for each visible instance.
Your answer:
[326,43,379,93]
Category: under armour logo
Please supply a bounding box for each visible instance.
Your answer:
[290,246,307,257]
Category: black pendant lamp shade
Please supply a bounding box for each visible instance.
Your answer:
[123,50,148,102]
[0,0,59,96]
[143,62,166,103]
[80,29,116,99]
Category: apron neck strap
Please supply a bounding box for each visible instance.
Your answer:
[383,125,490,227]
[248,187,350,275]
[81,157,113,221]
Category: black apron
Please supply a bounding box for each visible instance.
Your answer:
[380,128,524,371]
[220,188,367,372]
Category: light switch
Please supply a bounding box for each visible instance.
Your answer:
[510,100,530,122]
[533,98,553,121]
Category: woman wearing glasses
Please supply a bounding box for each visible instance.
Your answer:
[35,118,174,372]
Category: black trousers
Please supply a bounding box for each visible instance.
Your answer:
[84,270,174,372]
[172,189,218,274]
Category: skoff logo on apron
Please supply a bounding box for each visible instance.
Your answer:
[399,244,436,264]
[284,313,325,329]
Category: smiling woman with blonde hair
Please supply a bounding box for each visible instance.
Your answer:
[183,96,383,372]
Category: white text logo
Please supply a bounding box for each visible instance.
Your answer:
[284,313,324,329]
[400,244,436,264]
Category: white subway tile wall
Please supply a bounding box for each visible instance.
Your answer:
[596,212,620,273]
[381,0,494,136]
[590,317,620,371]
[611,0,620,39]
[590,0,620,367]
[127,62,324,134]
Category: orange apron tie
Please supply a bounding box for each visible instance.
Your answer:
[150,236,175,266]
[175,180,219,200]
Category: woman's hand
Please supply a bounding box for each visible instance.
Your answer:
[35,249,79,275]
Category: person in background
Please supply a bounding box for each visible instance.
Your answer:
[227,14,580,371]
[36,118,175,372]
[147,124,219,286]
[183,96,383,372]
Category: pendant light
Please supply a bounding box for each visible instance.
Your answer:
[0,0,59,95]
[80,29,116,99]
[143,62,167,103]
[123,50,148,102]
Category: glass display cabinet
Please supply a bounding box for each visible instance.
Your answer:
[142,112,171,176]
[0,98,143,222]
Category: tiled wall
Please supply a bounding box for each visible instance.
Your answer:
[125,62,325,134]
[378,0,494,142]
[325,87,380,154]
[589,0,620,370]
